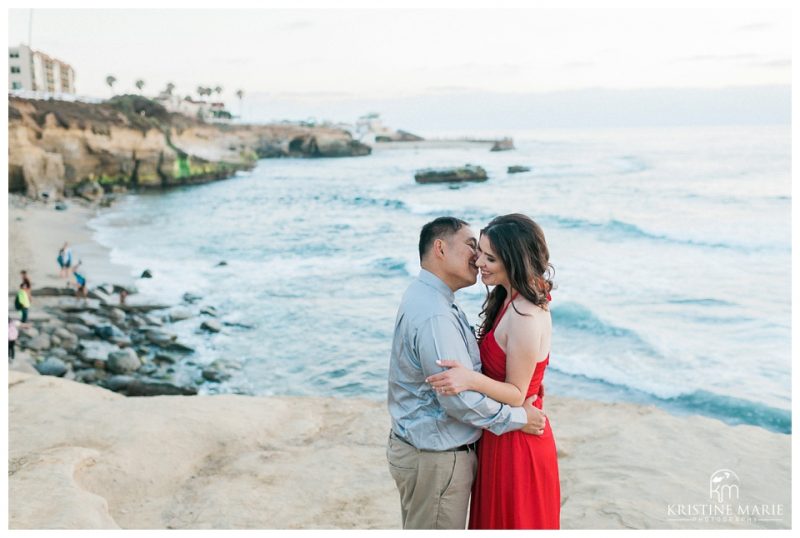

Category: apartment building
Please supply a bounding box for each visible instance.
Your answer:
[9,44,75,94]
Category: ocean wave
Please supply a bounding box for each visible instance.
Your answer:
[666,297,736,307]
[553,301,650,342]
[540,214,774,252]
[372,257,411,277]
[661,389,791,434]
[549,368,791,434]
[612,155,649,174]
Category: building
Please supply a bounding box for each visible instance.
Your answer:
[9,44,75,94]
[155,92,233,123]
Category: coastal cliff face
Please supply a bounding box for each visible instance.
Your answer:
[8,97,371,198]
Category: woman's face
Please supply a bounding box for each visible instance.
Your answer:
[476,234,508,288]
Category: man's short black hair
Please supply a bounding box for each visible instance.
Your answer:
[419,216,469,261]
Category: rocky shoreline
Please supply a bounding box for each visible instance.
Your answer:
[11,282,237,397]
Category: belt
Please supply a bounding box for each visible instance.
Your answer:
[390,430,478,453]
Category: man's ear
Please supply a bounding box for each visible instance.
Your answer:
[433,238,446,259]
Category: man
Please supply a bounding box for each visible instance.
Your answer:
[387,216,547,529]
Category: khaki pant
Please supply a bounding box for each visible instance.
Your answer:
[386,431,478,529]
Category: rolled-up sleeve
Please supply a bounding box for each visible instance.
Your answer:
[415,315,527,435]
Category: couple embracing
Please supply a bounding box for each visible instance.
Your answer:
[387,213,560,530]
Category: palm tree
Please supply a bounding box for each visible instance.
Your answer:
[236,89,244,120]
[135,79,145,94]
[214,85,223,97]
[105,75,117,96]
[165,82,175,95]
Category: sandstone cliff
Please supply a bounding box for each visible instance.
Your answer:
[8,96,371,198]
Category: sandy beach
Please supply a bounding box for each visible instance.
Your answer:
[6,197,792,529]
[8,195,134,292]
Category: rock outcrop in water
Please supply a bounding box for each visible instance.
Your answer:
[8,96,371,198]
[414,164,488,184]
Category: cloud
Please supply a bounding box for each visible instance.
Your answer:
[675,53,760,63]
[423,85,479,94]
[736,22,773,32]
[562,61,594,69]
[749,58,791,69]
[280,19,313,31]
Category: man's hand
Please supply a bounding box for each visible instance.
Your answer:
[520,394,546,435]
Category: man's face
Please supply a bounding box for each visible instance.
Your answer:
[444,226,479,289]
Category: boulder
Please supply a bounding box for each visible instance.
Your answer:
[65,323,94,338]
[96,284,116,296]
[138,363,158,375]
[104,375,136,392]
[167,341,195,353]
[113,284,138,295]
[57,298,101,312]
[53,327,74,340]
[200,306,218,317]
[140,269,153,279]
[54,201,68,211]
[182,292,203,304]
[167,306,193,322]
[490,137,515,152]
[507,165,531,174]
[19,326,40,339]
[202,368,231,382]
[74,369,99,383]
[87,288,114,304]
[154,352,179,364]
[75,179,104,201]
[146,329,177,346]
[125,380,198,397]
[107,348,141,374]
[31,287,75,297]
[414,165,488,184]
[48,347,68,359]
[94,324,126,341]
[25,334,51,351]
[200,319,222,333]
[78,340,119,366]
[35,357,67,377]
[107,307,127,324]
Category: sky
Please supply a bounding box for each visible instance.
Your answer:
[7,8,792,131]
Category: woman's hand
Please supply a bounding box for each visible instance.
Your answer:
[425,359,476,396]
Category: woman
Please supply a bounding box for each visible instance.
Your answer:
[425,213,560,529]
[57,242,72,279]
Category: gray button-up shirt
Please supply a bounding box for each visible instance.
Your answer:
[387,269,527,450]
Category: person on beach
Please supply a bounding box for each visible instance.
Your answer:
[386,216,547,530]
[20,270,32,300]
[8,319,19,362]
[72,261,88,298]
[15,283,31,323]
[57,242,72,279]
[425,214,560,529]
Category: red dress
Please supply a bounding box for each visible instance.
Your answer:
[468,294,561,529]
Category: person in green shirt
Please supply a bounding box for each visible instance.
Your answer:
[16,283,31,323]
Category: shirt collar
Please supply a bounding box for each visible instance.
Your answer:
[418,268,456,304]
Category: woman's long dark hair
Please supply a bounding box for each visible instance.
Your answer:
[477,213,555,341]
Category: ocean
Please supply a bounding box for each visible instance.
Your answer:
[88,125,791,434]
